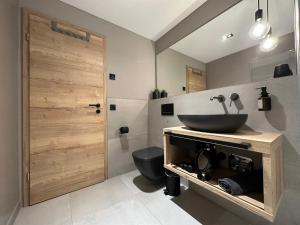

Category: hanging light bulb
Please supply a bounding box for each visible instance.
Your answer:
[259,0,278,52]
[249,0,270,40]
[260,29,278,52]
[249,20,270,40]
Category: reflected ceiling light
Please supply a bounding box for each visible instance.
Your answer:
[259,0,278,52]
[222,33,234,41]
[260,29,278,52]
[249,0,270,40]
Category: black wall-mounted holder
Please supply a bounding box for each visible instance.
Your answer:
[119,127,129,135]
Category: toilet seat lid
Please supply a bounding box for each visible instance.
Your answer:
[132,147,163,161]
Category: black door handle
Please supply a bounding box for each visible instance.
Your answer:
[89,103,100,108]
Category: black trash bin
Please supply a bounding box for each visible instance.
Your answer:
[164,170,181,196]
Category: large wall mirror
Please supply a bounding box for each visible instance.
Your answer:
[156,0,296,97]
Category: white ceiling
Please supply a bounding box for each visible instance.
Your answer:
[59,0,207,41]
[171,0,295,63]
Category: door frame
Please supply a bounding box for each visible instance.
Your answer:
[22,8,108,206]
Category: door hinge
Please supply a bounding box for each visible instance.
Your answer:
[26,32,30,41]
[26,172,30,182]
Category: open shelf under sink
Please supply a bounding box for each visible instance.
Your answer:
[165,163,264,210]
[163,126,283,222]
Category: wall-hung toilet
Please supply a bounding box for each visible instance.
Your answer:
[132,147,164,181]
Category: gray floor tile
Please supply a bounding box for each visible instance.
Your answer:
[14,195,72,225]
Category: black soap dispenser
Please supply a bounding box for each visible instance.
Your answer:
[257,87,271,111]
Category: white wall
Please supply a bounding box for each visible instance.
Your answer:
[0,0,20,224]
[19,0,156,179]
[149,75,300,225]
[157,48,206,96]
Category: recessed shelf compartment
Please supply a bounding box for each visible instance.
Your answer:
[163,126,283,222]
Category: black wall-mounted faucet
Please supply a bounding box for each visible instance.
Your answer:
[230,93,239,101]
[210,95,225,103]
[229,93,240,106]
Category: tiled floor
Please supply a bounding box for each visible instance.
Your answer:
[14,170,250,225]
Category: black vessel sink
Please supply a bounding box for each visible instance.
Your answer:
[177,114,248,133]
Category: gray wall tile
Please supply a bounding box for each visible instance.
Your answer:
[149,76,300,224]
[108,98,149,177]
[0,0,20,224]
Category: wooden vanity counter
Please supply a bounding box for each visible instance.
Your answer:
[163,126,283,222]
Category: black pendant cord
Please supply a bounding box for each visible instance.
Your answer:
[258,0,260,9]
[267,0,272,35]
[267,0,269,21]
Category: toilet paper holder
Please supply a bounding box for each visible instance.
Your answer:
[119,127,129,135]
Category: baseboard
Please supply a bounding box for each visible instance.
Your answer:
[6,202,20,225]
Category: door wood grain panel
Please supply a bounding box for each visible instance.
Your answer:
[27,13,106,205]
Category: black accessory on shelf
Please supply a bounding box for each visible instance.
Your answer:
[274,64,293,78]
[179,161,195,173]
[218,170,263,195]
[228,154,254,173]
[152,89,160,99]
[164,170,181,196]
[196,144,217,181]
[161,90,168,98]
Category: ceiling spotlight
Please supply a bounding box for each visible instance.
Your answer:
[260,29,278,52]
[222,33,234,41]
[249,0,270,40]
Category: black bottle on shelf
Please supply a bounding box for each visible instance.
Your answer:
[161,90,168,98]
[257,87,271,111]
[152,89,160,99]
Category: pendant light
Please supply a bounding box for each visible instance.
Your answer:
[249,0,270,40]
[259,0,278,52]
[260,29,278,52]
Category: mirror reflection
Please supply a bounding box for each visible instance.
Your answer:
[156,0,296,97]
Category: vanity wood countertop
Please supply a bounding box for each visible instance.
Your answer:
[163,126,282,155]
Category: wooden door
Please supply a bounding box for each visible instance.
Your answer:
[26,13,106,205]
[186,66,207,93]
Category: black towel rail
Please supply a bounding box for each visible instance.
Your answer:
[164,132,252,151]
